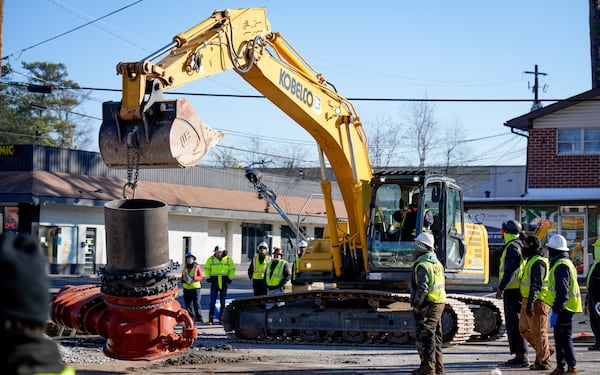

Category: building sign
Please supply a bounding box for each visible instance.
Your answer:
[3,207,19,232]
[0,145,15,156]
[467,209,515,246]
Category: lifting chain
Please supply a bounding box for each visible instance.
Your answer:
[124,128,140,199]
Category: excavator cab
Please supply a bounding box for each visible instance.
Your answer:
[366,171,483,287]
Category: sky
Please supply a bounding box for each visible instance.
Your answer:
[1,1,592,167]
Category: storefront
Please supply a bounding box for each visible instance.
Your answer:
[467,195,600,279]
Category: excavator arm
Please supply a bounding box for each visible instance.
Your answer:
[99,8,373,277]
[99,7,503,347]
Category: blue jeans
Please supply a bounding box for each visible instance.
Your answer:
[553,310,576,368]
[183,287,201,321]
[209,283,228,321]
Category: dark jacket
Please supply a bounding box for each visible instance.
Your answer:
[498,239,523,291]
[410,265,431,309]
[550,252,572,313]
[526,251,548,308]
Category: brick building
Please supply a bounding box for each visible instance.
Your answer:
[466,87,600,279]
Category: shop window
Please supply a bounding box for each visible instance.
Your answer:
[39,225,78,267]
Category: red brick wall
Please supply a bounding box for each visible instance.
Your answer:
[527,128,600,188]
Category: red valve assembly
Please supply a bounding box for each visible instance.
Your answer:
[51,199,197,360]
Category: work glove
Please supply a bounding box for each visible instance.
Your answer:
[411,304,424,315]
[495,289,503,300]
[550,312,558,328]
[526,302,533,317]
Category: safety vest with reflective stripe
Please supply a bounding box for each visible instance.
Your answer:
[539,258,583,312]
[266,260,288,287]
[252,255,270,280]
[414,255,446,303]
[205,256,235,289]
[519,254,549,298]
[182,264,201,289]
[499,240,524,290]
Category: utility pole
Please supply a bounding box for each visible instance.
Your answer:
[524,64,547,111]
[0,0,4,75]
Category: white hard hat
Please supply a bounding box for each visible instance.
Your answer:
[258,242,269,249]
[546,234,569,251]
[414,232,435,252]
[298,240,308,248]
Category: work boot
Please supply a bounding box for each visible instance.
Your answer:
[208,316,214,325]
[565,367,579,375]
[588,344,600,351]
[549,366,565,375]
[529,361,552,370]
[411,368,434,375]
[504,355,529,367]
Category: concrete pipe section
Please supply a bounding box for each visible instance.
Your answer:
[51,199,197,360]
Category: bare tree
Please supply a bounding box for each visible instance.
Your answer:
[401,100,439,170]
[208,145,240,168]
[442,119,471,173]
[365,115,403,168]
[239,136,272,167]
[271,144,309,169]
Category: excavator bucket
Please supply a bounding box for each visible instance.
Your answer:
[99,98,223,168]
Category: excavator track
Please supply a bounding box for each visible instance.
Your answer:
[222,289,475,347]
[447,294,505,341]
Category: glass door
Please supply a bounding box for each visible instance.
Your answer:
[560,214,587,276]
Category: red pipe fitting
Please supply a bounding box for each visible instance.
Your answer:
[51,284,197,360]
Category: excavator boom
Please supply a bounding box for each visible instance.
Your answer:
[98,7,502,347]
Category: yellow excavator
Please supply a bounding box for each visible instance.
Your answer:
[99,8,503,346]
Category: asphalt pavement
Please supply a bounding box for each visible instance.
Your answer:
[49,274,600,374]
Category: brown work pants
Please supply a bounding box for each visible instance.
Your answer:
[518,297,552,365]
[414,302,444,374]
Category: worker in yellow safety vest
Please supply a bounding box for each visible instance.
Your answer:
[495,219,528,368]
[539,234,582,375]
[0,232,76,374]
[247,241,270,296]
[181,252,204,323]
[291,240,313,292]
[205,246,235,325]
[410,232,446,375]
[518,235,553,370]
[265,247,290,307]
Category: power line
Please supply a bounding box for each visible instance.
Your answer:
[4,81,597,103]
[1,0,145,60]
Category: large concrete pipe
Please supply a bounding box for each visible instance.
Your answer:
[51,199,197,360]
